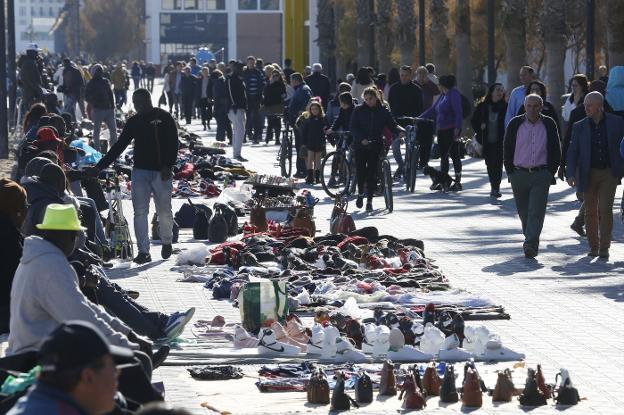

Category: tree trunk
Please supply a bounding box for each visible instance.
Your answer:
[540,0,567,111]
[375,0,394,73]
[317,0,336,85]
[334,1,347,81]
[455,0,472,99]
[356,0,372,67]
[429,0,450,75]
[396,0,416,66]
[500,0,526,91]
[607,0,624,66]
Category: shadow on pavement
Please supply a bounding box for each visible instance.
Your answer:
[482,256,545,276]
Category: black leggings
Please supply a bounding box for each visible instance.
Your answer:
[437,128,462,178]
[355,144,382,199]
[266,115,281,142]
[483,141,504,190]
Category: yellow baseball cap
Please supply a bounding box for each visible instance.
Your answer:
[36,204,85,231]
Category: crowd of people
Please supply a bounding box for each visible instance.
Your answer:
[5,40,624,412]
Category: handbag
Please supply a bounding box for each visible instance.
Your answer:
[292,207,315,237]
[462,367,483,408]
[330,196,356,235]
[472,133,483,157]
[440,365,459,403]
[492,368,516,402]
[379,360,397,396]
[307,369,330,404]
[354,371,373,403]
[208,205,229,243]
[331,372,358,410]
[554,369,579,406]
[519,368,547,406]
[422,362,441,396]
[249,199,268,232]
[399,367,426,410]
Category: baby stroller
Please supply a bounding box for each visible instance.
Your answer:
[103,170,134,260]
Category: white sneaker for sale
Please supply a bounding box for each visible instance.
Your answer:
[233,325,258,348]
[257,328,301,355]
[480,335,525,362]
[306,323,325,355]
[372,325,390,358]
[361,323,377,354]
[334,335,368,363]
[388,346,434,362]
[321,326,339,359]
[437,333,474,362]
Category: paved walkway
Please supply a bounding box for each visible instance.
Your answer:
[106,108,624,413]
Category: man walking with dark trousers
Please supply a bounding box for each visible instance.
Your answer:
[88,89,178,264]
[504,94,561,258]
[243,56,266,144]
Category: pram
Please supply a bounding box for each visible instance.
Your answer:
[102,169,134,260]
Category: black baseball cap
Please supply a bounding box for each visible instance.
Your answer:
[39,321,135,373]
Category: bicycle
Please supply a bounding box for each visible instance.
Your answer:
[397,116,433,193]
[378,148,393,212]
[320,131,356,198]
[273,114,293,178]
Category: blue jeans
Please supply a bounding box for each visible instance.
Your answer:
[91,108,118,150]
[131,168,173,254]
[64,95,78,121]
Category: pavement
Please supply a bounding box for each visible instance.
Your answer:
[97,105,624,415]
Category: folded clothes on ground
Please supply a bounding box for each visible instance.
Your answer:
[187,365,244,380]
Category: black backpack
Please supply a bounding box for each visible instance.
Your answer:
[151,213,179,243]
[355,371,373,403]
[460,94,472,119]
[209,205,229,243]
[214,202,238,236]
[174,203,197,228]
[193,209,210,240]
[440,365,459,403]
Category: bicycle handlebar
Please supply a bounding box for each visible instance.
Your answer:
[395,116,433,123]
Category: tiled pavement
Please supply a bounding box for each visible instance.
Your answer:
[104,108,624,413]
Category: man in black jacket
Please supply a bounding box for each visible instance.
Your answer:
[85,64,117,151]
[503,94,561,258]
[19,47,44,110]
[88,89,179,264]
[243,56,265,144]
[227,62,248,161]
[62,59,85,121]
[387,66,424,179]
[305,63,331,111]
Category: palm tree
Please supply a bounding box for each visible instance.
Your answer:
[356,0,373,67]
[539,0,567,111]
[500,0,527,91]
[429,0,450,75]
[396,0,416,66]
[317,0,336,83]
[455,0,473,100]
[607,0,624,66]
[375,0,394,73]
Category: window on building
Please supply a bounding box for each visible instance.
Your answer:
[19,6,26,16]
[204,0,225,9]
[162,0,182,9]
[260,0,279,10]
[238,0,257,10]
[49,6,54,16]
[184,0,198,9]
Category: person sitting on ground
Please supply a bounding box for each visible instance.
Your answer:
[7,321,135,415]
[0,179,28,335]
[325,82,352,126]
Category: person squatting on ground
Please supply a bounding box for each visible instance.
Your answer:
[300,100,328,185]
[504,94,561,259]
[350,87,405,212]
[88,89,178,264]
[566,91,624,259]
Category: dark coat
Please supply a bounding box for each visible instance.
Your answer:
[226,73,247,111]
[470,100,507,147]
[263,80,286,108]
[19,52,43,105]
[566,112,624,192]
[387,81,424,118]
[301,116,327,152]
[304,73,331,108]
[503,114,561,181]
[62,65,84,99]
[211,74,229,112]
[180,74,197,100]
[85,75,114,110]
[0,214,23,334]
[349,102,403,149]
[288,83,313,125]
[21,177,65,237]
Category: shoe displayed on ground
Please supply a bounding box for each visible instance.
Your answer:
[152,345,171,369]
[162,307,196,341]
[599,248,609,259]
[257,328,301,355]
[419,324,445,356]
[481,337,525,361]
[570,220,585,237]
[334,336,368,363]
[271,322,306,352]
[233,325,259,348]
[133,252,152,264]
[438,334,474,361]
[387,328,433,362]
[161,244,172,259]
[366,201,373,212]
[523,246,537,258]
[361,323,377,354]
[306,324,325,355]
[356,195,364,209]
[372,325,390,358]
[285,319,310,345]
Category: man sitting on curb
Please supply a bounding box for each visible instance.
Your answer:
[8,321,135,415]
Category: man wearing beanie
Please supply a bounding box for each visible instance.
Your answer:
[0,179,28,334]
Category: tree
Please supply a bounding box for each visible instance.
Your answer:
[500,0,527,91]
[375,0,394,73]
[317,0,336,84]
[396,0,416,66]
[539,0,567,111]
[455,0,473,99]
[429,0,451,75]
[356,0,373,66]
[606,0,624,66]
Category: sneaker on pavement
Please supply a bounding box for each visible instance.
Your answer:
[570,220,585,237]
[523,246,537,259]
[162,307,196,341]
[152,345,170,369]
[133,253,152,264]
[161,244,173,259]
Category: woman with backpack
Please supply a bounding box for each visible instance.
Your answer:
[471,83,507,198]
[420,74,464,191]
[300,100,327,185]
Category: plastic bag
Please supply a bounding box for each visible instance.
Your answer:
[215,187,252,206]
[239,281,289,333]
[70,139,102,166]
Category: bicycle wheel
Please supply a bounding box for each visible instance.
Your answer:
[408,144,419,193]
[321,151,351,197]
[382,159,393,212]
[279,136,292,177]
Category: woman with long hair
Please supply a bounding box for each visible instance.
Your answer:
[562,74,589,123]
[471,83,507,197]
[262,69,287,144]
[351,67,375,103]
[517,80,561,134]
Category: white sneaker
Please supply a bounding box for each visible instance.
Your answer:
[361,323,377,354]
[463,325,490,356]
[438,347,474,362]
[306,324,325,355]
[388,346,434,362]
[372,325,390,358]
[257,328,301,355]
[162,307,196,341]
[321,326,339,359]
[233,325,258,348]
[419,323,445,356]
[388,327,405,351]
[480,336,525,361]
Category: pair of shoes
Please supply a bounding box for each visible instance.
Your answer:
[599,248,609,259]
[366,201,373,212]
[235,156,248,162]
[133,252,152,264]
[162,307,196,341]
[523,246,537,258]
[587,250,599,257]
[161,244,173,259]
[450,182,463,192]
[356,195,364,209]
[393,169,403,180]
[305,170,314,185]
[570,220,585,237]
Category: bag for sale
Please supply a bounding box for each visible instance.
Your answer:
[238,281,289,334]
[214,202,238,236]
[249,199,268,232]
[292,207,315,237]
[354,371,373,403]
[151,213,179,243]
[330,196,356,235]
[307,369,330,404]
[208,205,229,243]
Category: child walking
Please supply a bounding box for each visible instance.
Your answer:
[300,100,327,184]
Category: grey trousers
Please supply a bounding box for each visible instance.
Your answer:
[510,169,552,251]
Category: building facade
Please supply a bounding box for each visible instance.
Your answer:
[14,0,65,53]
[145,0,318,71]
